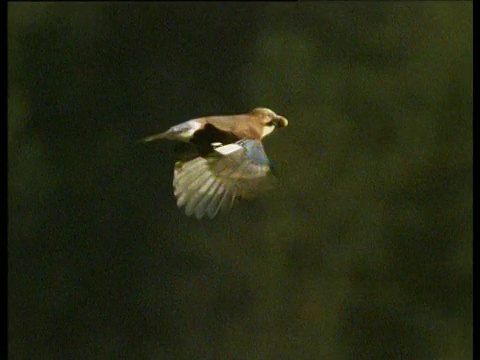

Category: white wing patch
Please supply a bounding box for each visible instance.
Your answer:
[214,143,243,155]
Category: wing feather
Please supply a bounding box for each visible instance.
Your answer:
[172,139,273,219]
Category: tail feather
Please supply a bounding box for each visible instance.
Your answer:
[142,132,168,142]
[143,119,204,143]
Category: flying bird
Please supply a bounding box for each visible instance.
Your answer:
[143,107,288,219]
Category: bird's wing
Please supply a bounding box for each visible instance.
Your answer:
[173,139,273,219]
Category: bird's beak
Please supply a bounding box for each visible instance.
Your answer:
[273,116,288,128]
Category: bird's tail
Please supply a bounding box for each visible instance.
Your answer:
[142,132,168,142]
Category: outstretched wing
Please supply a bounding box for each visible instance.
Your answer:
[173,140,273,219]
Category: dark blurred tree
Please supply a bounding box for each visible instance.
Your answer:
[9,2,471,359]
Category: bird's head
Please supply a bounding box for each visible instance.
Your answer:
[250,107,288,138]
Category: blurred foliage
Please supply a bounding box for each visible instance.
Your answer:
[8,2,471,359]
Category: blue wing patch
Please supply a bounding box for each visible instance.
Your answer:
[239,139,271,166]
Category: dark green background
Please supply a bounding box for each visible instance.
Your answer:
[8,3,472,359]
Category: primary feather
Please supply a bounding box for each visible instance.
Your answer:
[173,140,272,219]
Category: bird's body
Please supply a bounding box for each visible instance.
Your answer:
[144,107,288,219]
